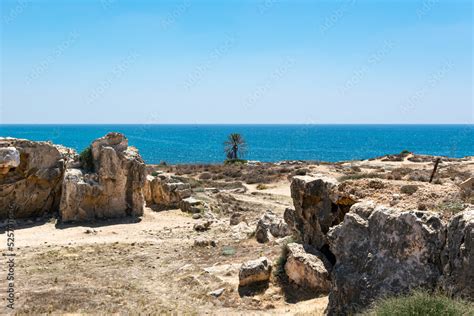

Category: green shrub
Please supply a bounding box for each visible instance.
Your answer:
[400,150,411,156]
[151,171,159,177]
[436,201,465,216]
[79,146,94,172]
[366,290,473,316]
[224,159,247,165]
[400,184,419,195]
[274,243,289,279]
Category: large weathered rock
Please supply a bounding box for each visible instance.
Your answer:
[145,174,191,208]
[0,138,65,219]
[59,133,145,222]
[284,243,332,293]
[441,207,474,300]
[239,257,272,287]
[326,201,446,315]
[290,175,356,249]
[255,210,291,243]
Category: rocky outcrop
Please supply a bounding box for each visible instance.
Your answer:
[255,210,291,243]
[289,175,356,249]
[145,173,191,208]
[0,138,65,219]
[239,257,272,287]
[440,208,474,300]
[59,133,146,222]
[326,201,446,315]
[289,174,474,314]
[180,197,205,213]
[284,243,332,293]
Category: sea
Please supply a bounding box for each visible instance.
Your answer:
[0,124,472,164]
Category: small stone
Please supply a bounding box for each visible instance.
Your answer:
[194,238,216,247]
[208,288,225,297]
[194,220,212,232]
[239,257,272,287]
[192,213,202,220]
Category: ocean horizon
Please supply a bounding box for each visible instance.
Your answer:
[1,124,473,164]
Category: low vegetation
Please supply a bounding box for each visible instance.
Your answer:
[79,146,94,172]
[436,201,466,216]
[365,290,473,316]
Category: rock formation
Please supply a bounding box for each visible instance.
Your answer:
[239,257,272,287]
[327,201,446,315]
[59,133,146,222]
[289,175,356,250]
[0,138,66,219]
[284,243,332,293]
[255,210,291,243]
[144,173,192,208]
[288,175,474,315]
[440,207,473,300]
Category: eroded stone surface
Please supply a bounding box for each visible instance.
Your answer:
[255,210,290,243]
[0,138,65,219]
[441,207,474,300]
[59,133,145,222]
[284,243,332,293]
[145,174,191,208]
[289,175,356,248]
[326,202,446,315]
[239,257,272,287]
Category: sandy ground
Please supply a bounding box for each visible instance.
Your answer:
[1,181,327,315]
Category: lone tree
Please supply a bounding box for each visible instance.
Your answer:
[224,133,247,160]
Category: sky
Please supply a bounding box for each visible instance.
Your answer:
[0,0,472,124]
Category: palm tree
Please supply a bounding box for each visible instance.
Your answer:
[224,133,247,160]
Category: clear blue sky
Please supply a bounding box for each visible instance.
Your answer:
[1,0,472,124]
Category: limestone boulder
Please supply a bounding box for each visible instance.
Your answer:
[326,202,446,315]
[180,197,205,213]
[145,174,192,208]
[441,207,474,299]
[284,243,332,293]
[255,210,291,243]
[59,133,145,222]
[0,138,65,219]
[290,175,356,249]
[239,257,272,287]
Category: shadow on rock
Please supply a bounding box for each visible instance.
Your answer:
[238,281,270,297]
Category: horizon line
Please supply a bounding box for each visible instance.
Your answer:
[1,123,473,126]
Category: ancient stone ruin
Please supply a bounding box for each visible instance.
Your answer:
[144,173,192,209]
[0,138,65,219]
[286,175,474,315]
[0,133,146,222]
[60,133,146,222]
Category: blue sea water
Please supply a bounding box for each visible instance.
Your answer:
[0,125,472,164]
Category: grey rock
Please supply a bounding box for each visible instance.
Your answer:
[193,220,212,232]
[326,203,445,315]
[239,257,272,287]
[284,243,332,293]
[290,175,356,249]
[441,207,474,299]
[255,210,291,243]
